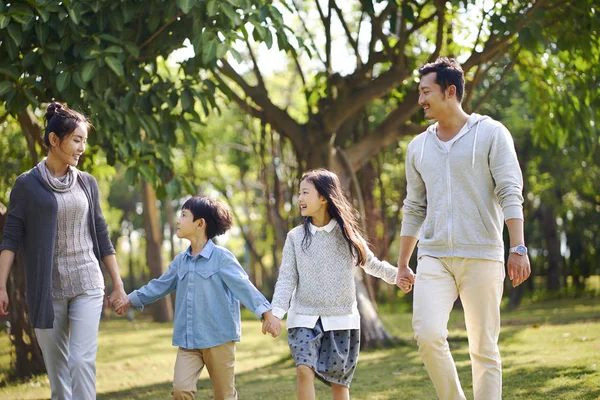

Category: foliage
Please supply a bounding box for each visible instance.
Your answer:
[0,0,291,195]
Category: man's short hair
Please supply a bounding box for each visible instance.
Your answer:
[418,57,465,102]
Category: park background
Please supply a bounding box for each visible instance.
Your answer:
[0,0,598,398]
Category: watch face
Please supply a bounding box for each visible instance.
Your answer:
[515,245,527,255]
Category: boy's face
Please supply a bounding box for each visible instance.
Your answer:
[176,208,203,239]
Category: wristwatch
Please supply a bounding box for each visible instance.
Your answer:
[509,244,528,256]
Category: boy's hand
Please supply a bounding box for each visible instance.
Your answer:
[261,311,281,338]
[109,292,130,316]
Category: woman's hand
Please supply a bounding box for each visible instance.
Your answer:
[107,288,129,315]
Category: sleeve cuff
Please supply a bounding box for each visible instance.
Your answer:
[128,291,144,311]
[254,302,272,320]
[503,205,524,221]
[400,222,422,239]
[272,307,286,320]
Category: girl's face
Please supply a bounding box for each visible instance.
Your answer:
[50,123,88,167]
[176,208,202,239]
[298,179,327,218]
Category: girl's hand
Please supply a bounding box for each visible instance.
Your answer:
[261,311,282,337]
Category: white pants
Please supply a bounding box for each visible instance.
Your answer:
[35,288,104,400]
[412,256,505,400]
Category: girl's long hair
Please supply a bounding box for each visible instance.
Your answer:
[300,169,367,266]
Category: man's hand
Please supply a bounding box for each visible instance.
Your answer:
[507,253,531,287]
[396,265,416,293]
[0,289,8,316]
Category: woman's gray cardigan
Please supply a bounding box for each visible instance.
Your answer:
[0,165,115,329]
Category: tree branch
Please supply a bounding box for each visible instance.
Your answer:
[291,0,327,68]
[139,11,183,50]
[217,60,305,149]
[331,0,361,66]
[244,37,266,90]
[344,90,423,171]
[462,0,549,72]
[472,58,516,113]
[323,67,411,134]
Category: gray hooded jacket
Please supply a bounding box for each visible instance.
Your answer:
[400,113,524,262]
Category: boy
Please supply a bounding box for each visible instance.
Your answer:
[113,196,280,400]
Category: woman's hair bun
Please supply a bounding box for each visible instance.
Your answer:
[45,102,64,123]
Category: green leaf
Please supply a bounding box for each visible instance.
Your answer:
[181,89,194,112]
[125,167,138,185]
[42,53,56,70]
[35,23,49,45]
[207,0,218,16]
[229,47,242,63]
[56,71,71,92]
[99,33,120,44]
[216,42,228,59]
[23,87,38,106]
[202,39,217,64]
[7,24,22,46]
[0,66,19,80]
[73,71,86,88]
[264,29,273,49]
[105,56,124,78]
[0,81,13,96]
[105,45,123,54]
[0,14,10,29]
[221,3,241,26]
[22,51,37,68]
[81,60,97,82]
[177,0,193,14]
[68,7,80,24]
[123,42,140,58]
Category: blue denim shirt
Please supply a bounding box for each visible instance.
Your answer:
[129,239,271,349]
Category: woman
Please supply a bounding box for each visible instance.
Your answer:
[0,102,128,399]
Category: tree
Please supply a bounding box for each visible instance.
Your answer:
[210,0,598,347]
[0,0,290,379]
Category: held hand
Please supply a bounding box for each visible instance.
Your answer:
[0,289,8,316]
[261,311,282,338]
[507,253,531,288]
[395,265,416,293]
[108,288,129,316]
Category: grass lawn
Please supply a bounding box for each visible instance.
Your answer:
[0,297,598,399]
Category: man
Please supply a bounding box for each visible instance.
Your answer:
[396,57,531,400]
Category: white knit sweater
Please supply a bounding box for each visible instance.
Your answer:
[272,223,397,317]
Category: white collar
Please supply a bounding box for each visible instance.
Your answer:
[309,219,338,234]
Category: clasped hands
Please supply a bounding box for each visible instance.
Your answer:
[107,288,130,315]
[261,310,281,338]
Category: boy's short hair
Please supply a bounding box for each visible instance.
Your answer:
[182,196,232,239]
[418,57,465,102]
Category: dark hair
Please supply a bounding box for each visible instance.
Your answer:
[418,57,465,102]
[44,101,92,147]
[181,196,233,239]
[300,169,367,266]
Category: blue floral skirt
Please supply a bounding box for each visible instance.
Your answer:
[287,318,360,388]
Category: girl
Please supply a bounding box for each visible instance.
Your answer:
[113,195,280,400]
[266,169,402,400]
[0,102,128,399]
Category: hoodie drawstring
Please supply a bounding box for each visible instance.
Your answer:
[471,121,481,168]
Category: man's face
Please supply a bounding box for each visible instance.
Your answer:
[418,72,446,120]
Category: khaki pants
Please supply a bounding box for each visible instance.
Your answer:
[172,341,238,400]
[412,256,505,400]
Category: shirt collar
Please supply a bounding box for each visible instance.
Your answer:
[185,239,215,259]
[309,219,338,235]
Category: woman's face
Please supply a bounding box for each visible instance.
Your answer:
[298,179,327,218]
[50,122,88,167]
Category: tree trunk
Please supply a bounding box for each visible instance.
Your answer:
[540,203,561,291]
[141,181,173,322]
[1,206,46,380]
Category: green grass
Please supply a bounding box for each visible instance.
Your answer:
[1,297,599,399]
